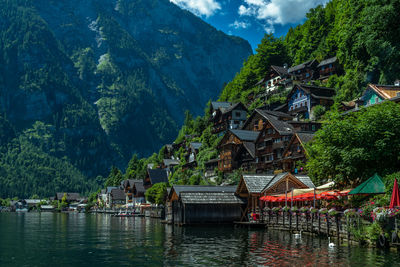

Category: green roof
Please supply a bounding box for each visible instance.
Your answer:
[348,173,385,195]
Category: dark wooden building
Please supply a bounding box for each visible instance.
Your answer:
[166,185,244,225]
[217,129,259,172]
[210,102,248,134]
[255,65,292,95]
[282,132,314,174]
[288,59,318,82]
[317,56,340,81]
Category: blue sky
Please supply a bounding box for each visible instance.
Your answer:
[170,0,329,51]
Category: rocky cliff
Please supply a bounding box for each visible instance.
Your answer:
[0,0,251,189]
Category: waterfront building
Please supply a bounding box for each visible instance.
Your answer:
[55,192,82,204]
[109,188,126,208]
[236,173,315,221]
[166,185,244,225]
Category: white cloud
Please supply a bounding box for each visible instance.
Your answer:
[229,20,251,29]
[170,0,221,17]
[238,0,329,32]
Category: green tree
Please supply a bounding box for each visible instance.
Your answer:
[307,102,400,187]
[145,183,167,204]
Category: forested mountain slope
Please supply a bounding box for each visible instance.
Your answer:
[0,0,251,197]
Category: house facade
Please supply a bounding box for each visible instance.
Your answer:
[288,60,318,82]
[210,102,248,134]
[317,57,339,81]
[287,84,335,119]
[217,129,259,172]
[282,132,314,174]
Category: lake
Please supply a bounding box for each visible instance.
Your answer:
[0,213,399,266]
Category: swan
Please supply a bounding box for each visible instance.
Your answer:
[328,236,335,247]
[294,230,302,239]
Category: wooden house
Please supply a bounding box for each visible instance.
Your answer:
[166,185,244,225]
[255,65,292,94]
[359,84,400,106]
[210,102,248,134]
[236,174,275,219]
[204,158,219,179]
[288,59,318,82]
[261,172,315,196]
[132,181,146,204]
[317,56,340,81]
[109,188,126,208]
[236,172,315,220]
[217,129,260,172]
[162,158,180,176]
[282,132,314,173]
[242,109,294,172]
[122,179,137,204]
[287,84,335,120]
[144,169,169,189]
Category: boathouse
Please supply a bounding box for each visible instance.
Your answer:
[236,172,315,221]
[166,185,245,225]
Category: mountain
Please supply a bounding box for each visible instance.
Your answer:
[0,0,252,197]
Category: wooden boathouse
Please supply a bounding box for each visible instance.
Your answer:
[166,185,245,225]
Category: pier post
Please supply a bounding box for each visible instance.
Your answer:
[318,213,321,235]
[327,216,330,236]
[296,212,299,231]
[336,215,340,242]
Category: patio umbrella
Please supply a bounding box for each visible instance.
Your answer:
[389,178,400,208]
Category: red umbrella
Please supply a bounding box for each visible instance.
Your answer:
[390,178,400,208]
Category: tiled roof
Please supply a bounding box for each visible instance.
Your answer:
[261,113,294,135]
[295,174,315,188]
[111,188,126,201]
[296,132,314,145]
[242,174,275,193]
[172,185,237,196]
[211,102,235,112]
[180,192,245,204]
[133,181,145,194]
[271,65,289,77]
[148,169,169,184]
[163,159,180,166]
[295,84,335,99]
[258,109,293,120]
[288,59,317,73]
[106,187,118,194]
[190,142,202,150]
[243,142,256,158]
[231,129,260,141]
[317,56,337,67]
[263,172,288,191]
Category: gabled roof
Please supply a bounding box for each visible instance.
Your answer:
[289,84,335,100]
[163,159,180,166]
[180,192,245,204]
[241,174,275,194]
[262,113,294,136]
[190,142,202,150]
[230,129,260,142]
[211,102,236,113]
[262,172,315,192]
[242,142,256,158]
[288,59,317,73]
[221,102,248,115]
[133,181,145,195]
[258,109,293,120]
[147,169,169,184]
[296,132,314,145]
[242,108,293,131]
[110,188,126,201]
[106,187,118,194]
[271,65,289,77]
[172,185,236,196]
[317,56,337,67]
[365,84,400,100]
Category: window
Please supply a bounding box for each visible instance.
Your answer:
[375,97,379,103]
[312,125,316,131]
[306,73,310,78]
[235,111,241,117]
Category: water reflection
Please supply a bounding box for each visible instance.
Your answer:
[0,213,400,266]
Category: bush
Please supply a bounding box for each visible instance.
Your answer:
[145,183,167,205]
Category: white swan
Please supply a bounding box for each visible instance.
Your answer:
[328,236,335,247]
[294,230,302,239]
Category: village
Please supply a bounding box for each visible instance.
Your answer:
[4,56,400,248]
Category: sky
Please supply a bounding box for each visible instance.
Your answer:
[170,0,329,51]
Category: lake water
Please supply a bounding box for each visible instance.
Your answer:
[0,213,400,266]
